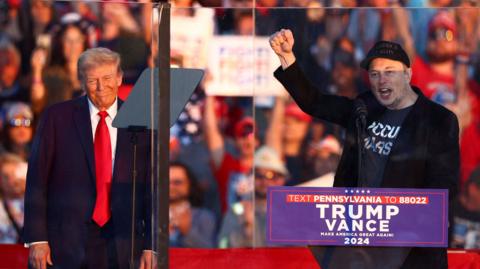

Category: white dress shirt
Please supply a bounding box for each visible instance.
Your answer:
[88,98,118,171]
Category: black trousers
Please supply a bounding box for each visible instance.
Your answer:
[36,221,122,269]
[80,221,120,269]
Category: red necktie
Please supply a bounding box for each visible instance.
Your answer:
[92,111,112,227]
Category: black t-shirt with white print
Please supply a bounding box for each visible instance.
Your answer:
[362,105,413,187]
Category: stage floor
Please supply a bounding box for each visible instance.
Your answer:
[2,245,479,268]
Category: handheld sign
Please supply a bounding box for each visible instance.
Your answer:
[267,187,448,247]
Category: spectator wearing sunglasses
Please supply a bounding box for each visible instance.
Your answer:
[410,11,479,137]
[411,11,460,106]
[1,102,33,160]
[409,11,480,187]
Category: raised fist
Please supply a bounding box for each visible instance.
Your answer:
[269,29,294,57]
[269,29,296,68]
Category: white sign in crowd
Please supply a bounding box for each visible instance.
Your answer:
[171,12,285,97]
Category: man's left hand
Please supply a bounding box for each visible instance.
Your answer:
[139,250,157,269]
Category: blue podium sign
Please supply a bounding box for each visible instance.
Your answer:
[266,187,448,247]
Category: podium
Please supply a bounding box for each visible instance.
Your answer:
[113,67,204,129]
[112,66,203,267]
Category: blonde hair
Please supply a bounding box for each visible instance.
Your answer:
[77,47,122,81]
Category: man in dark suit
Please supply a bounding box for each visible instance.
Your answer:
[269,30,459,269]
[23,47,154,269]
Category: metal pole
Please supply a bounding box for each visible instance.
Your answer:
[156,2,170,269]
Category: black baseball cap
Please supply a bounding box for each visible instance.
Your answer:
[360,40,410,70]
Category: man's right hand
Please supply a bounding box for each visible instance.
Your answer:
[29,243,53,269]
[269,29,296,69]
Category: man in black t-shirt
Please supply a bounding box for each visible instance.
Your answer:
[269,29,459,269]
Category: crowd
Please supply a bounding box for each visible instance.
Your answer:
[0,0,479,251]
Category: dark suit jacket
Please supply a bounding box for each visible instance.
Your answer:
[274,62,459,269]
[23,96,151,268]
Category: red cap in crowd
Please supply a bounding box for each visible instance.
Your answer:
[234,117,254,138]
[285,103,312,123]
[428,11,456,38]
[7,0,21,9]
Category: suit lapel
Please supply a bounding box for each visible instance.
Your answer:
[73,96,95,181]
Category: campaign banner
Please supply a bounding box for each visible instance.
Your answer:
[266,187,448,247]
